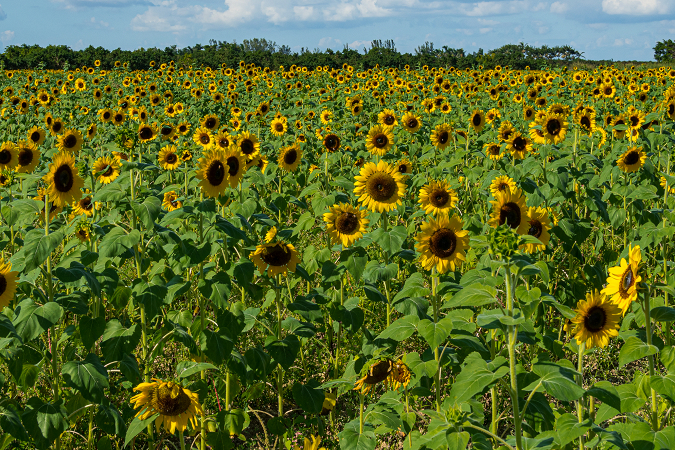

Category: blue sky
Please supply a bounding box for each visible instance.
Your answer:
[1,0,674,61]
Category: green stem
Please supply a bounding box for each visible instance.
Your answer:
[87,408,94,450]
[359,391,365,435]
[644,285,659,431]
[45,193,61,450]
[504,264,522,450]
[577,343,586,450]
[432,270,441,413]
[179,429,186,450]
[275,274,285,449]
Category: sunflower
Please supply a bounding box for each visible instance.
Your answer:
[50,118,65,135]
[323,134,340,153]
[193,127,213,149]
[0,142,18,171]
[385,359,411,390]
[354,160,406,213]
[159,124,176,141]
[222,148,247,188]
[418,179,458,216]
[396,159,413,178]
[200,114,220,131]
[612,115,628,140]
[617,146,646,173]
[507,132,532,159]
[98,108,113,123]
[626,107,645,130]
[320,110,333,124]
[661,176,675,195]
[196,149,230,198]
[72,192,96,217]
[488,187,528,233]
[469,109,486,133]
[27,126,46,146]
[320,393,336,416]
[430,123,452,150]
[131,378,204,435]
[523,106,536,121]
[498,121,516,142]
[74,220,92,243]
[570,290,622,348]
[541,113,568,144]
[93,156,121,184]
[278,144,302,172]
[137,123,157,144]
[162,191,183,211]
[365,125,394,156]
[177,122,191,135]
[485,142,502,160]
[250,241,301,277]
[112,110,125,126]
[57,129,83,154]
[265,226,277,243]
[158,145,181,171]
[521,207,551,253]
[577,111,596,135]
[35,187,63,223]
[401,112,422,133]
[323,203,369,247]
[0,260,18,309]
[354,358,394,394]
[378,109,397,127]
[43,152,84,207]
[87,124,97,140]
[294,435,327,450]
[415,214,469,273]
[270,118,287,137]
[237,132,260,159]
[602,244,642,314]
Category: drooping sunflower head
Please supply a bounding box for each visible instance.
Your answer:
[520,206,551,253]
[418,179,458,216]
[602,244,642,315]
[430,123,452,150]
[365,125,394,156]
[158,145,181,171]
[250,241,300,277]
[488,187,528,233]
[0,260,18,309]
[131,378,204,434]
[43,152,85,207]
[570,290,622,349]
[162,190,183,212]
[415,214,470,273]
[278,144,302,172]
[323,203,369,248]
[616,146,646,173]
[72,192,96,217]
[401,112,422,133]
[353,160,406,213]
[385,359,411,391]
[353,358,394,394]
[74,220,92,243]
[196,149,230,198]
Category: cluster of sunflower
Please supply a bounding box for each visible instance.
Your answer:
[0,58,673,450]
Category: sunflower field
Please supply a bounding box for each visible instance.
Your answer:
[0,60,674,450]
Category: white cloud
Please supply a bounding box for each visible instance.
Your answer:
[53,0,147,9]
[614,37,633,45]
[479,27,492,33]
[294,5,314,20]
[318,37,342,48]
[0,5,6,20]
[601,0,672,15]
[349,39,370,49]
[550,1,568,13]
[90,16,111,28]
[0,29,12,44]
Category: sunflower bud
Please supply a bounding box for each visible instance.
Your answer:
[488,224,520,260]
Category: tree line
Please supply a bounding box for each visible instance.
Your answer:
[0,39,587,71]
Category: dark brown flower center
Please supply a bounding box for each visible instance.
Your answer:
[166,153,178,164]
[366,173,397,202]
[584,306,607,333]
[200,134,210,145]
[205,118,217,129]
[630,115,640,127]
[580,116,591,129]
[18,149,33,166]
[621,268,634,295]
[139,127,153,140]
[52,122,63,133]
[226,156,240,177]
[261,244,292,266]
[161,126,173,136]
[429,189,450,208]
[407,118,418,129]
[364,360,392,384]
[429,228,457,258]
[207,160,226,186]
[383,115,395,125]
[512,136,527,152]
[528,220,542,238]
[472,114,482,126]
[103,112,111,120]
[373,134,388,149]
[30,131,41,143]
[275,123,284,132]
[0,273,6,296]
[438,131,449,144]
[489,145,500,155]
[546,118,561,136]
[240,139,254,155]
[155,383,192,416]
[283,149,297,166]
[80,197,93,210]
[324,135,339,151]
[114,114,123,122]
[624,151,640,166]
[398,164,408,173]
[64,134,77,149]
[54,164,74,192]
[499,202,521,229]
[335,212,359,234]
[0,150,11,165]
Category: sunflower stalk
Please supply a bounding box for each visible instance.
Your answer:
[45,192,61,450]
[275,274,286,449]
[576,343,586,450]
[643,285,660,431]
[504,263,523,450]
[431,270,441,413]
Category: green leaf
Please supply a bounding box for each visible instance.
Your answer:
[339,420,376,450]
[22,229,65,273]
[655,426,675,450]
[21,398,68,450]
[99,227,141,258]
[124,413,159,447]
[61,354,109,403]
[200,330,233,365]
[529,362,585,402]
[292,379,324,414]
[95,400,125,436]
[131,196,161,229]
[341,247,368,281]
[619,336,658,367]
[376,315,419,341]
[586,380,621,410]
[370,226,407,255]
[217,409,248,437]
[176,361,218,379]
[79,316,105,350]
[446,431,470,450]
[267,335,300,370]
[101,320,141,363]
[417,317,453,349]
[0,404,28,441]
[12,300,62,342]
[661,346,675,373]
[448,352,508,406]
[443,283,497,308]
[651,307,675,322]
[554,413,590,447]
[651,374,675,402]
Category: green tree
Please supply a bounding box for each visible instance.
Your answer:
[654,39,675,62]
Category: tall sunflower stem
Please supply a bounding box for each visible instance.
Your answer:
[359,391,365,435]
[275,274,285,449]
[644,285,659,431]
[432,270,441,413]
[45,193,61,450]
[664,151,671,346]
[576,343,586,450]
[504,264,522,450]
[179,429,186,450]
